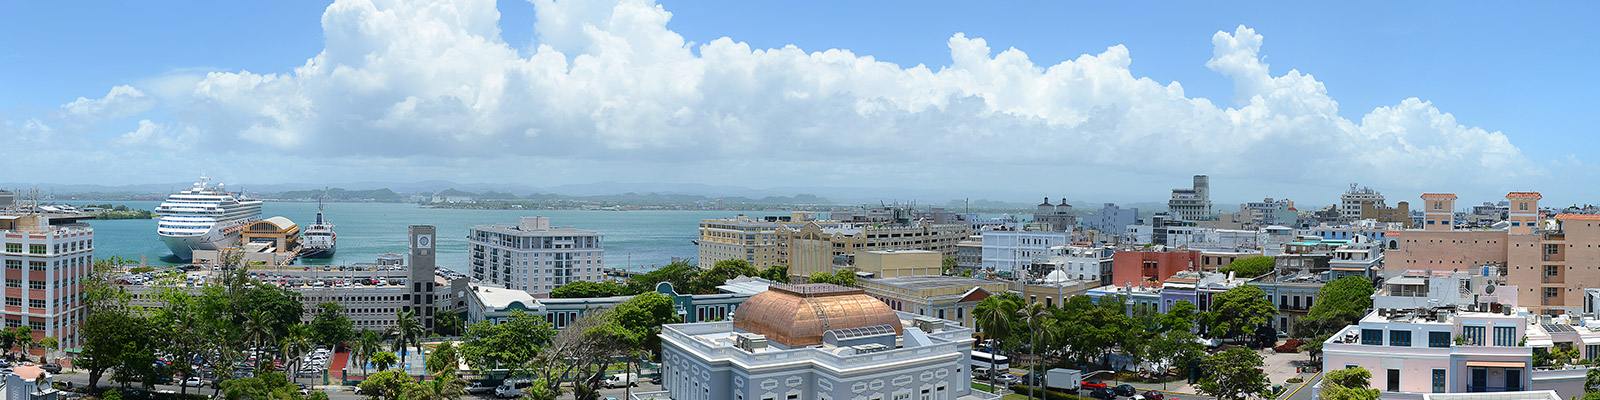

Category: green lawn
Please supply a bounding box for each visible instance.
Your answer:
[973,382,996,392]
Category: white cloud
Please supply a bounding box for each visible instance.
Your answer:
[116,119,195,151]
[58,85,156,126]
[14,0,1549,198]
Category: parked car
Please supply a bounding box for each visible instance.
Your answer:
[1081,381,1108,390]
[465,380,499,394]
[1113,384,1137,397]
[1089,388,1116,400]
[182,377,204,387]
[650,375,662,385]
[1133,391,1164,400]
[604,373,638,388]
[41,364,61,373]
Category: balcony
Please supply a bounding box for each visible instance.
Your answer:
[1543,254,1564,262]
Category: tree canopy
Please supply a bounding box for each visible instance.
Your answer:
[550,281,634,298]
[1220,256,1275,278]
[1205,285,1277,339]
[1322,367,1380,400]
[459,310,554,372]
[806,268,858,286]
[310,302,355,347]
[758,265,790,283]
[1198,348,1269,400]
[628,261,700,294]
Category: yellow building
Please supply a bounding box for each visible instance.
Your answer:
[242,216,300,250]
[853,249,943,278]
[856,275,1010,327]
[696,213,824,270]
[779,221,974,281]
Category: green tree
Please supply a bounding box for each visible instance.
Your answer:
[459,310,554,372]
[1205,285,1277,340]
[1300,276,1376,335]
[941,257,957,275]
[1219,256,1275,278]
[12,326,32,361]
[357,370,416,400]
[550,281,632,298]
[1322,367,1380,400]
[310,303,355,347]
[388,310,426,362]
[628,261,701,294]
[434,312,464,336]
[38,337,58,363]
[1017,302,1052,400]
[426,342,459,376]
[973,295,1020,378]
[371,351,399,371]
[1160,300,1199,333]
[407,372,467,400]
[693,259,760,293]
[806,269,857,286]
[1198,348,1269,400]
[282,323,315,384]
[221,371,308,400]
[757,265,790,283]
[1147,329,1205,376]
[352,329,384,376]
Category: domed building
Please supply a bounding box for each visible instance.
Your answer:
[659,283,982,400]
[733,283,902,347]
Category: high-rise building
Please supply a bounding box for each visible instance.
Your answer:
[0,211,92,356]
[1341,184,1385,221]
[468,217,604,297]
[1168,175,1213,221]
[1081,203,1139,237]
[979,230,1068,277]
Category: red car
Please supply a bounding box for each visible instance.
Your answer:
[1081,381,1108,390]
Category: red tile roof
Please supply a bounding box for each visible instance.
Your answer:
[1506,192,1543,199]
[1555,214,1600,221]
[1420,193,1458,199]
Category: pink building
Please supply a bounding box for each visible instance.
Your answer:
[1110,248,1200,288]
[0,213,92,358]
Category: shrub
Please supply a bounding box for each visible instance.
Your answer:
[1274,339,1306,353]
[1286,378,1304,384]
[1008,385,1096,400]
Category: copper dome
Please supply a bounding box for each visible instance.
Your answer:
[733,283,903,347]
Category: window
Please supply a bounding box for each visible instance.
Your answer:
[1390,330,1411,347]
[28,245,44,254]
[28,281,43,290]
[4,244,19,253]
[1430,332,1451,348]
[1462,326,1486,346]
[1362,329,1383,345]
[1588,344,1600,360]
[3,260,16,269]
[4,298,17,307]
[4,279,17,288]
[1493,326,1517,346]
[1432,369,1446,393]
[27,261,43,271]
[27,299,42,309]
[1388,369,1401,391]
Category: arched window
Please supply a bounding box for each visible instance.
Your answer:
[1388,240,1399,250]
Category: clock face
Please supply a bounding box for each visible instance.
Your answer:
[416,234,433,249]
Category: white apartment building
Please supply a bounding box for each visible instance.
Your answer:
[1163,226,1261,251]
[0,213,91,357]
[979,230,1068,277]
[469,217,604,296]
[1168,175,1213,222]
[1342,184,1386,221]
[1044,245,1113,284]
[1321,307,1592,400]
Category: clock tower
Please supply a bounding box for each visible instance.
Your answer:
[408,225,437,329]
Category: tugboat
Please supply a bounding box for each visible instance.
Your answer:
[300,189,337,258]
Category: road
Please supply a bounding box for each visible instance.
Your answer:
[50,371,663,400]
[1284,372,1321,400]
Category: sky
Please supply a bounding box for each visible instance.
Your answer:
[2,0,1597,206]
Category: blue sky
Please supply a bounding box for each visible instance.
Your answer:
[2,1,1596,205]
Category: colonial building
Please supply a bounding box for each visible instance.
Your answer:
[778,221,972,281]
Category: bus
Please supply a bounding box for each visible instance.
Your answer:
[970,351,1010,375]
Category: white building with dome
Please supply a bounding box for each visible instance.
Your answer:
[642,284,994,400]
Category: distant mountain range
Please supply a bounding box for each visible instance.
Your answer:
[2,180,1152,211]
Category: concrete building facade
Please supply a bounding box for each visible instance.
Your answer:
[698,214,820,270]
[0,213,91,356]
[1110,248,1201,288]
[1342,184,1386,222]
[1168,175,1213,222]
[979,230,1068,277]
[468,217,604,297]
[1081,203,1139,239]
[778,222,973,281]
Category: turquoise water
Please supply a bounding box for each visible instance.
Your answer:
[63,201,748,273]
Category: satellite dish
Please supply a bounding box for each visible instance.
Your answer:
[1485,284,1496,294]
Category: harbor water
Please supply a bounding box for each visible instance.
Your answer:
[64,201,748,274]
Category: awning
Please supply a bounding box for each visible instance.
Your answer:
[1465,361,1525,368]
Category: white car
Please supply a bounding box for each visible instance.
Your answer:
[182,377,204,387]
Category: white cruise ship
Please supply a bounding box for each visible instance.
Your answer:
[155,176,263,261]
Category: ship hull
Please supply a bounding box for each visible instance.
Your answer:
[300,246,336,259]
[159,227,239,261]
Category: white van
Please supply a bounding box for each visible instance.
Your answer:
[604,373,638,388]
[495,379,533,398]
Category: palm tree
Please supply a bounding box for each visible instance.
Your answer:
[353,329,384,376]
[282,324,314,384]
[407,371,467,400]
[388,310,426,367]
[1017,302,1052,400]
[243,309,277,367]
[371,351,399,372]
[973,296,1018,383]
